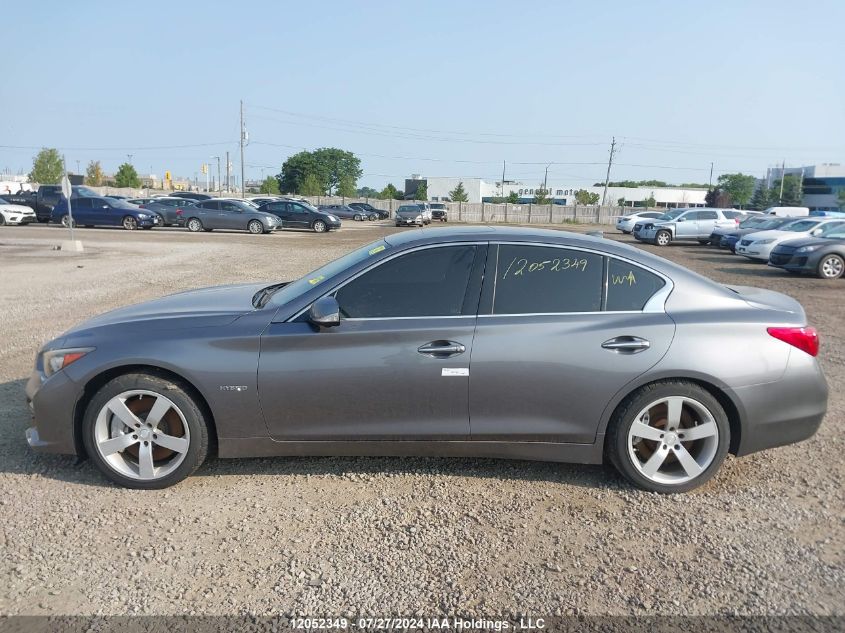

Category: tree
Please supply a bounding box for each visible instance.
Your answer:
[705,187,731,207]
[259,176,280,194]
[617,197,627,207]
[506,191,519,204]
[771,174,803,206]
[337,174,357,198]
[413,181,428,201]
[379,183,403,200]
[114,163,141,188]
[749,184,771,211]
[277,148,362,195]
[717,173,756,208]
[85,160,104,186]
[300,173,324,196]
[29,148,64,184]
[574,189,600,205]
[449,181,469,202]
[278,151,321,194]
[534,186,550,205]
[357,186,380,198]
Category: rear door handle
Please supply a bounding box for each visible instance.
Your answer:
[601,336,651,353]
[418,341,466,357]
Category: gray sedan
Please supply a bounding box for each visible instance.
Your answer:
[182,199,279,234]
[25,227,827,491]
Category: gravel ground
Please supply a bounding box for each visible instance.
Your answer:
[0,222,842,617]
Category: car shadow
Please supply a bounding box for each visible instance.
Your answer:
[0,377,618,492]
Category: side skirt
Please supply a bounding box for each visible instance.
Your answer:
[217,436,605,464]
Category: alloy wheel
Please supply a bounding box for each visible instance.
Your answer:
[313,220,327,233]
[656,231,671,246]
[627,396,719,486]
[187,218,202,232]
[819,255,844,279]
[123,216,138,230]
[61,215,75,228]
[248,220,263,234]
[93,390,190,481]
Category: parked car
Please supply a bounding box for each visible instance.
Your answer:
[416,203,433,224]
[318,204,371,221]
[181,199,279,234]
[714,216,798,252]
[168,192,213,202]
[127,197,190,226]
[768,228,845,279]
[258,199,341,233]
[394,204,426,226]
[25,227,827,492]
[633,208,742,245]
[616,211,664,234]
[764,206,810,217]
[0,196,37,225]
[12,184,100,222]
[430,203,448,222]
[736,218,845,262]
[348,202,388,220]
[51,196,160,230]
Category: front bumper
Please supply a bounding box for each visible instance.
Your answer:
[768,250,812,272]
[25,369,80,455]
[6,215,37,225]
[395,217,422,226]
[735,243,771,260]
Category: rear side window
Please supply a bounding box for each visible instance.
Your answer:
[336,246,477,318]
[699,211,719,220]
[493,245,603,314]
[606,259,666,311]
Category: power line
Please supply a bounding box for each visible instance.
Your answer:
[0,142,235,151]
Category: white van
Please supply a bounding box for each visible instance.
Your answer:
[764,206,809,217]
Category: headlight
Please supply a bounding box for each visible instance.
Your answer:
[415,215,422,220]
[328,215,339,222]
[796,245,818,253]
[137,213,149,219]
[755,239,774,245]
[42,347,94,377]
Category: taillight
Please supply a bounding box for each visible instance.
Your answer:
[767,326,819,357]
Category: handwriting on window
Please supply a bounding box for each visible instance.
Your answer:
[501,256,589,279]
[611,271,637,286]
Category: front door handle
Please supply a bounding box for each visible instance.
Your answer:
[418,340,466,357]
[601,336,651,353]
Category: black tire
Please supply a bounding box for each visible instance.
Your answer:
[313,220,327,233]
[81,372,210,489]
[186,218,203,232]
[817,254,844,279]
[655,230,672,246]
[353,214,363,221]
[606,381,730,494]
[0,214,5,226]
[247,219,264,234]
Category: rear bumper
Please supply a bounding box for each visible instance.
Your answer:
[732,350,828,456]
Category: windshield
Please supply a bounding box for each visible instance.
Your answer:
[739,217,766,228]
[75,186,100,198]
[658,209,686,221]
[783,220,820,232]
[431,204,446,209]
[756,218,789,230]
[265,240,390,307]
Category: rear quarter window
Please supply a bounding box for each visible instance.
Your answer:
[606,259,666,311]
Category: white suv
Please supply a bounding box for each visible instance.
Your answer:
[633,208,742,246]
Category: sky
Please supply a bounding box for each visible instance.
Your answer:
[3,0,844,190]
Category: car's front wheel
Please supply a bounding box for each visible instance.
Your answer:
[313,220,327,233]
[61,214,75,228]
[123,216,138,230]
[655,230,672,246]
[606,381,730,493]
[817,254,844,279]
[82,372,210,489]
[353,214,363,221]
[248,219,265,234]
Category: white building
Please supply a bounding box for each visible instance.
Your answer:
[412,176,708,208]
[766,163,845,211]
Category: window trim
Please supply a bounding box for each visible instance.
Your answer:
[289,242,489,322]
[481,241,673,317]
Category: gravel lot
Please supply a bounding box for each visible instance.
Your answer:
[0,222,842,618]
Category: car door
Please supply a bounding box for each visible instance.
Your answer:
[70,198,92,224]
[219,201,245,229]
[257,244,487,440]
[287,203,312,228]
[197,200,220,227]
[88,198,112,226]
[696,210,720,237]
[673,211,698,238]
[469,243,675,443]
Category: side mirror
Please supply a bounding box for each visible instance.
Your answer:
[308,296,341,327]
[676,217,685,222]
[811,228,823,236]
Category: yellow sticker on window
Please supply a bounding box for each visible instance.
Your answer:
[307,275,325,285]
[368,245,386,255]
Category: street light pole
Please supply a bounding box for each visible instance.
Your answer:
[211,156,221,193]
[544,163,552,194]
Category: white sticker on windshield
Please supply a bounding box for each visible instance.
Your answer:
[442,368,469,377]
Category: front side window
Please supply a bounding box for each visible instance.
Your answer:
[819,221,845,235]
[606,259,666,311]
[493,245,603,314]
[335,246,477,318]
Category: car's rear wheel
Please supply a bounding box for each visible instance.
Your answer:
[0,215,5,226]
[122,216,138,230]
[655,230,672,246]
[82,372,209,489]
[313,220,327,233]
[817,254,844,279]
[187,218,203,232]
[607,381,729,493]
[61,214,75,228]
[248,219,264,234]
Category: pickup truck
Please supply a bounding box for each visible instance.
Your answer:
[11,185,101,222]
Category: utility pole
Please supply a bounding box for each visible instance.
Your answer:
[544,163,552,194]
[225,151,230,192]
[709,162,714,188]
[239,100,247,198]
[211,156,221,193]
[76,160,80,175]
[779,160,786,204]
[501,160,506,198]
[601,137,616,207]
